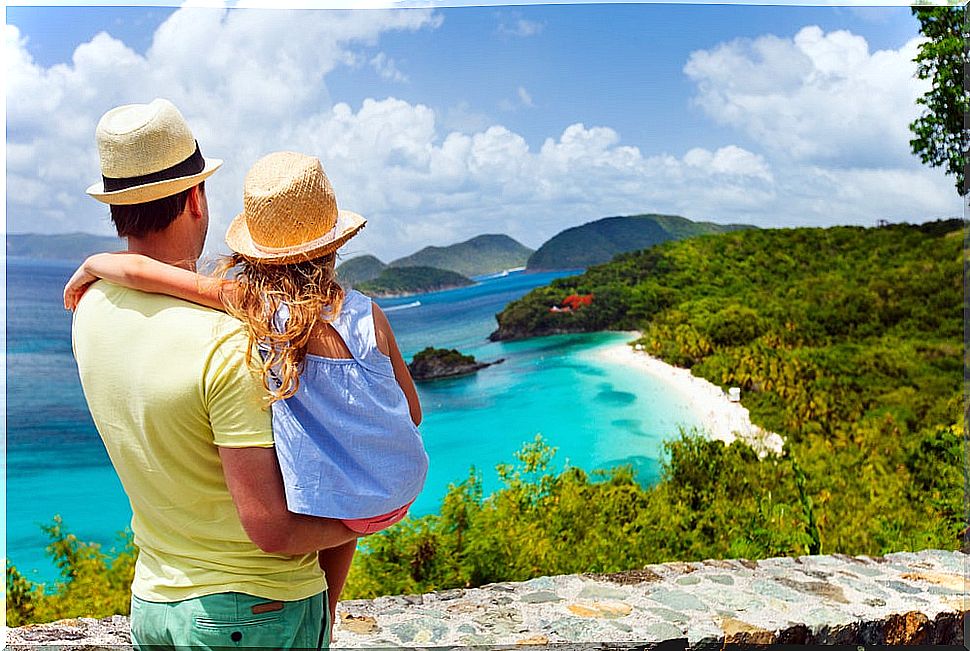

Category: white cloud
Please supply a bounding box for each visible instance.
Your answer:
[684,26,928,168]
[500,86,535,112]
[683,146,773,182]
[440,100,492,133]
[6,14,961,262]
[370,52,408,82]
[5,7,439,241]
[497,17,544,38]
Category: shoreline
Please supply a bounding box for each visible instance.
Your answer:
[592,332,785,457]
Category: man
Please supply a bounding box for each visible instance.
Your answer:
[72,99,357,649]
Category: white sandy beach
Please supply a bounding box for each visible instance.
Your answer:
[594,333,785,457]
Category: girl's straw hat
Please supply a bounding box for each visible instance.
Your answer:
[225,151,366,264]
[87,98,222,205]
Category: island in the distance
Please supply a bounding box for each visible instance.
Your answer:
[407,347,504,381]
[356,266,474,297]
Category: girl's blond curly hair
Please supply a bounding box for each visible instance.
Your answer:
[216,253,344,403]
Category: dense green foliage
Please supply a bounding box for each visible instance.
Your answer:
[336,254,387,284]
[909,5,969,195]
[411,346,477,366]
[526,214,752,270]
[341,432,834,598]
[6,516,136,626]
[494,220,965,555]
[356,265,473,296]
[7,233,123,262]
[389,234,533,277]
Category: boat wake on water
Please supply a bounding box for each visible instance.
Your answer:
[384,300,422,312]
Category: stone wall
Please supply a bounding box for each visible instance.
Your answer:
[7,549,966,648]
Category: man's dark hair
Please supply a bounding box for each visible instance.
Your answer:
[109,182,204,238]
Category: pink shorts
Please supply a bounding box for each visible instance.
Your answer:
[341,500,414,535]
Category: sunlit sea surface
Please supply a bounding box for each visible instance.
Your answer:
[7,257,702,584]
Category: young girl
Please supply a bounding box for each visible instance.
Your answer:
[64,151,429,625]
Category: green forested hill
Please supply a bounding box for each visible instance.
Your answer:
[389,234,533,277]
[485,219,963,553]
[356,265,473,297]
[525,214,752,270]
[336,254,387,285]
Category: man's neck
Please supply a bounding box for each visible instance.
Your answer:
[127,236,198,272]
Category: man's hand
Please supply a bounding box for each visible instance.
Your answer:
[219,446,359,555]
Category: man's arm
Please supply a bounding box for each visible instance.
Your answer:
[206,325,358,556]
[219,446,359,555]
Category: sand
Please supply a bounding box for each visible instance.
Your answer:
[594,334,785,457]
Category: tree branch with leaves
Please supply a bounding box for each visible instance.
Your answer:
[909,5,969,196]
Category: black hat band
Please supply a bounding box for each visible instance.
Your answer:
[102,141,205,192]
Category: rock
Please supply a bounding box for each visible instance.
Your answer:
[520,591,563,604]
[645,622,685,640]
[566,601,632,619]
[609,621,633,633]
[901,571,965,592]
[408,346,504,381]
[585,567,663,584]
[878,579,924,594]
[722,617,775,645]
[773,577,849,604]
[648,607,690,624]
[577,584,629,600]
[339,613,380,635]
[386,617,447,644]
[649,588,708,612]
[884,611,931,645]
[434,588,465,601]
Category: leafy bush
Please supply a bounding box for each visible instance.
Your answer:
[6,516,135,626]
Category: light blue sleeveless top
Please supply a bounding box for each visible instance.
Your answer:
[270,290,429,519]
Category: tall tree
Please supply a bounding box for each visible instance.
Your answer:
[909,5,969,196]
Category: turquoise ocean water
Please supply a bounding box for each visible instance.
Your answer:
[7,257,702,585]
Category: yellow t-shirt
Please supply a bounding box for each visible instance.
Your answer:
[72,281,325,602]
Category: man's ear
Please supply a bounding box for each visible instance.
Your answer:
[185,184,204,220]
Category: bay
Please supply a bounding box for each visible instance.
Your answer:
[6,257,702,584]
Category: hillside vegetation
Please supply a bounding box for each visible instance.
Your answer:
[356,266,473,297]
[525,214,751,270]
[342,220,964,597]
[336,254,387,285]
[389,234,533,277]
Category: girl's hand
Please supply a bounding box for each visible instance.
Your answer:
[64,264,99,311]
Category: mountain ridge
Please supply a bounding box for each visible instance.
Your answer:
[388,234,533,278]
[526,214,754,271]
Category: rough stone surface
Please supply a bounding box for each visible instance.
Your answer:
[6,549,967,648]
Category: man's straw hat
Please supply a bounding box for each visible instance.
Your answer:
[86,98,222,205]
[225,151,366,264]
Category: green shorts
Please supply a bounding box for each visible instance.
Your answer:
[130,590,328,650]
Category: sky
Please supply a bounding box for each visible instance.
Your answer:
[5,2,964,262]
